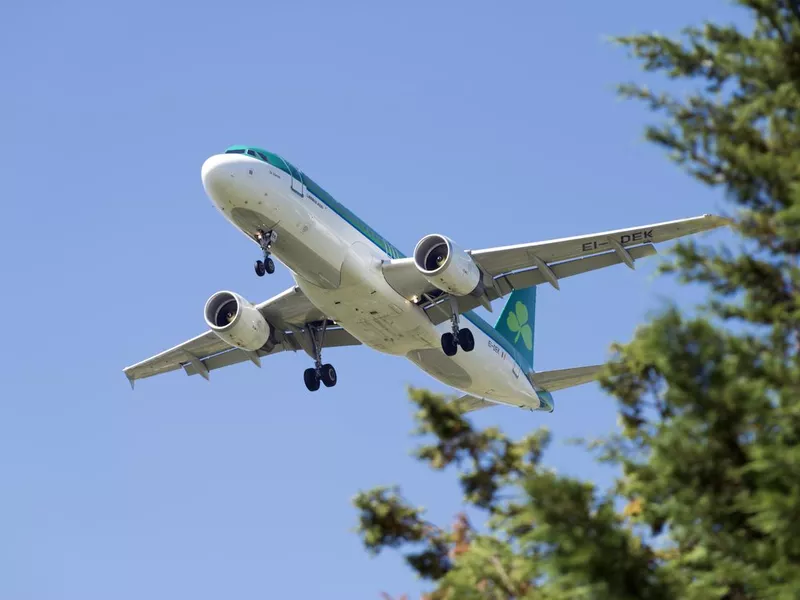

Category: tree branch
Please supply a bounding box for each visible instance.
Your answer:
[765,7,789,43]
[490,555,523,597]
[786,0,800,29]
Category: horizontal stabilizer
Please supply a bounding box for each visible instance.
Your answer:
[450,394,541,414]
[451,395,497,414]
[530,364,604,392]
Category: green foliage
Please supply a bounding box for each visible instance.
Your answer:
[357,391,672,599]
[355,2,800,598]
[354,484,453,580]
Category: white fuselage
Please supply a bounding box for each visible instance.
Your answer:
[201,153,542,409]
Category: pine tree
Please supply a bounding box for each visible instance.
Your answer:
[353,2,800,598]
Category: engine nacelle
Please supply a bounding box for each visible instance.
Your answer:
[204,291,271,351]
[413,234,484,296]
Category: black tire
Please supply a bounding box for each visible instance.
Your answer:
[303,367,320,391]
[254,260,266,277]
[441,332,458,356]
[458,328,475,352]
[320,363,337,387]
[265,257,276,274]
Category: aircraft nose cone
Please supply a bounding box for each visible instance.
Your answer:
[201,154,234,194]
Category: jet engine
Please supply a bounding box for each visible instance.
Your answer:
[413,234,485,297]
[204,291,271,351]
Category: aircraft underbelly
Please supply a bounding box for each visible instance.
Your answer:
[406,325,539,406]
[296,242,437,355]
[296,248,538,406]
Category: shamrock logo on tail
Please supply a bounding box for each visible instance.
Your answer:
[506,301,533,351]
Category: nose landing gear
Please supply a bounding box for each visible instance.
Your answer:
[254,258,274,277]
[441,296,475,356]
[254,229,278,277]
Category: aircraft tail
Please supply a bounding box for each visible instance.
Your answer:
[494,287,536,371]
[451,364,604,415]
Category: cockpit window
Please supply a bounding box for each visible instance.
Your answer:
[287,162,303,182]
[223,146,294,177]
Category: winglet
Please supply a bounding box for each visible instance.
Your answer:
[124,370,135,390]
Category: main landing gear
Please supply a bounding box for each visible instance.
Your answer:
[254,229,278,277]
[303,320,338,392]
[441,296,475,357]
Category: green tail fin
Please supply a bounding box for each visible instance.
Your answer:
[494,287,536,371]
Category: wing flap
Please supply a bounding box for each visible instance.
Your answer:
[384,214,728,323]
[181,327,361,377]
[123,331,232,384]
[470,214,729,276]
[182,345,280,378]
[422,244,657,326]
[497,243,657,298]
[123,286,357,387]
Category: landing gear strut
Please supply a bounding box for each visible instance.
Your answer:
[304,320,338,391]
[254,229,278,277]
[441,296,475,357]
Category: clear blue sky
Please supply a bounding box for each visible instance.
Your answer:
[2,1,735,598]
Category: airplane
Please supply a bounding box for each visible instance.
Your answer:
[122,145,730,413]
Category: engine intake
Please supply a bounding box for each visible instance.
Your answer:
[204,291,271,351]
[413,234,483,297]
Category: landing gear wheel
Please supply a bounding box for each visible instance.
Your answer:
[265,257,275,274]
[254,260,266,277]
[320,363,337,387]
[305,321,335,391]
[303,368,320,392]
[441,332,458,357]
[458,328,475,352]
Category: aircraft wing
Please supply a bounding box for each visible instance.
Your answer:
[469,214,728,275]
[122,286,361,387]
[383,214,730,324]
